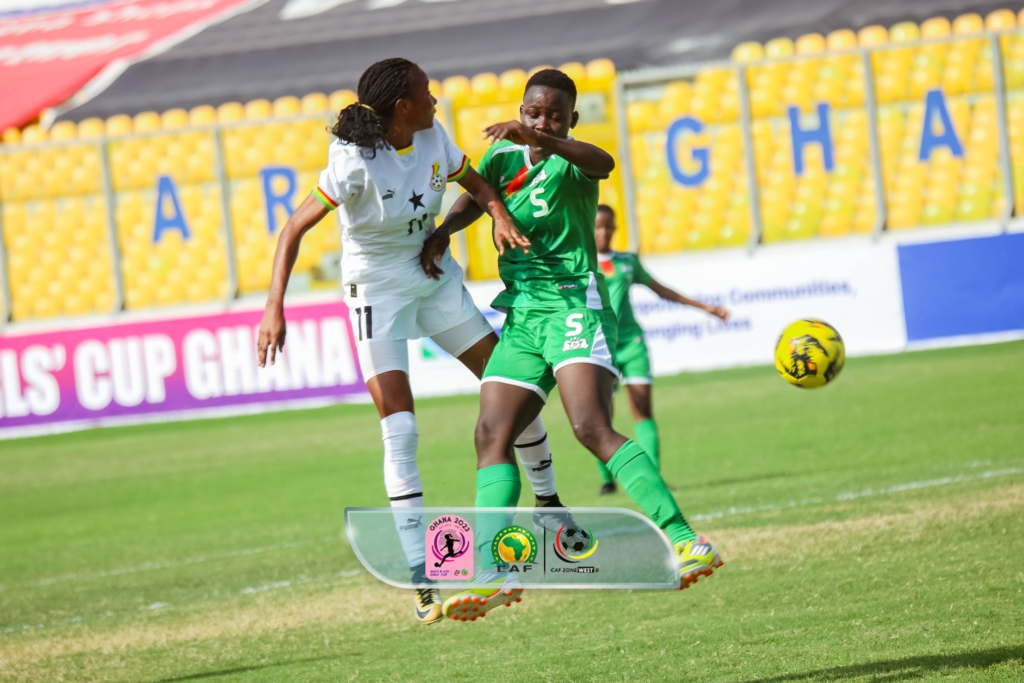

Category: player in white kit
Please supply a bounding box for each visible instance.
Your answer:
[256,58,568,625]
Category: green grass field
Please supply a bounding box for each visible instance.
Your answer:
[1,341,1023,682]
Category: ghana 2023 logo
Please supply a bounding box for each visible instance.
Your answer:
[426,515,473,580]
[491,525,537,573]
[550,525,599,573]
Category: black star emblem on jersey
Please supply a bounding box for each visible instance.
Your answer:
[408,190,425,210]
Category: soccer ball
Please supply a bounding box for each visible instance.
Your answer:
[560,527,591,554]
[774,319,845,389]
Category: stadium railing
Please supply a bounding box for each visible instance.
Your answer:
[1,12,1024,324]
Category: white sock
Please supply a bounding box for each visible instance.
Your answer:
[382,411,425,569]
[515,415,556,497]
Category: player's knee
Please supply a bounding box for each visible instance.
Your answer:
[570,417,613,452]
[474,416,512,456]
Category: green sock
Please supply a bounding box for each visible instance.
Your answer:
[634,419,660,470]
[596,459,615,485]
[475,464,522,568]
[607,440,696,545]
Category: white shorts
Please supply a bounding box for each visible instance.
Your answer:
[348,261,494,380]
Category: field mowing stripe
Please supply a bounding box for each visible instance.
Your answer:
[690,467,1024,522]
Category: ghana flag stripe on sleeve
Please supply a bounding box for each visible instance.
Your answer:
[314,186,339,210]
[447,154,470,182]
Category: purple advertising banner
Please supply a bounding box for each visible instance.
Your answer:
[0,301,367,437]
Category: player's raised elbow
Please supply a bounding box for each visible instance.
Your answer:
[584,151,615,178]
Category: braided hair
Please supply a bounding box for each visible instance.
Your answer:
[332,57,417,157]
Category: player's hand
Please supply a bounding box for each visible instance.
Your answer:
[493,215,530,256]
[420,227,451,280]
[257,305,286,367]
[707,305,730,323]
[484,121,540,147]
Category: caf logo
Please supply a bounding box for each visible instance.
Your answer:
[429,162,445,191]
[491,525,537,566]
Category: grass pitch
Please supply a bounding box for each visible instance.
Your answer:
[1,341,1023,682]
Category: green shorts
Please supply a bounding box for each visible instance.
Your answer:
[482,307,619,402]
[614,332,652,385]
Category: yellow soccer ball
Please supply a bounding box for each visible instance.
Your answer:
[774,319,846,388]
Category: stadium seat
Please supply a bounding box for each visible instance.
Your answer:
[857,25,889,46]
[245,99,272,120]
[585,59,616,88]
[470,72,500,104]
[731,41,764,62]
[301,92,329,114]
[985,9,1016,31]
[920,16,952,38]
[77,118,105,139]
[558,62,587,88]
[826,29,857,51]
[273,96,301,117]
[499,69,528,99]
[889,21,920,43]
[162,109,189,129]
[1,128,20,145]
[765,37,795,58]
[49,121,77,141]
[329,89,356,112]
[22,125,48,144]
[952,13,984,35]
[217,102,244,123]
[134,111,162,132]
[796,33,826,55]
[442,76,471,103]
[189,105,216,126]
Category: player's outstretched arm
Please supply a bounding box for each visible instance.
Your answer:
[257,193,329,366]
[484,121,615,178]
[420,168,530,279]
[647,279,730,322]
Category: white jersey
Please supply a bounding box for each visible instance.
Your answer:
[314,120,470,285]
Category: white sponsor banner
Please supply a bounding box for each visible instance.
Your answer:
[634,240,907,373]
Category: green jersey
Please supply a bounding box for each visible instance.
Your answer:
[477,140,609,311]
[598,251,653,340]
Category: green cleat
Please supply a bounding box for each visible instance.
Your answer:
[675,536,723,589]
[441,570,524,622]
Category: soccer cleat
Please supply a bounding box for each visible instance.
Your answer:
[441,570,524,622]
[532,498,578,535]
[675,535,723,589]
[599,482,617,495]
[413,586,443,624]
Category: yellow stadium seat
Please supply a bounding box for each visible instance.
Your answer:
[796,33,826,55]
[660,81,693,119]
[244,99,272,120]
[826,29,857,51]
[22,125,48,144]
[889,21,920,43]
[985,9,1016,31]
[442,75,471,102]
[499,69,527,99]
[49,121,77,141]
[920,16,952,38]
[586,58,616,88]
[273,96,301,118]
[558,62,587,87]
[2,128,21,145]
[765,37,794,58]
[858,25,889,46]
[217,102,244,123]
[133,111,161,132]
[470,72,500,101]
[161,108,189,129]
[77,118,104,139]
[627,101,658,133]
[329,89,357,111]
[189,105,216,126]
[301,92,329,114]
[952,13,984,35]
[731,41,764,62]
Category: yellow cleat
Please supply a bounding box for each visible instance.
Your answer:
[413,586,443,625]
[675,536,723,589]
[441,570,524,622]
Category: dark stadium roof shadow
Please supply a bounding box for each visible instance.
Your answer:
[151,655,344,682]
[736,645,1024,683]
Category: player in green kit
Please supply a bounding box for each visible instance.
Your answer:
[593,205,730,494]
[420,69,722,621]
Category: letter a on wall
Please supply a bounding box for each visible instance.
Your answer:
[919,89,964,162]
[153,175,191,243]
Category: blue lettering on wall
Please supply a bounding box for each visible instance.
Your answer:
[261,166,298,234]
[665,116,709,187]
[919,88,964,162]
[153,175,190,242]
[789,103,834,176]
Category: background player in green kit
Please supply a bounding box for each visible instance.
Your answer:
[594,205,729,494]
[420,69,723,621]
